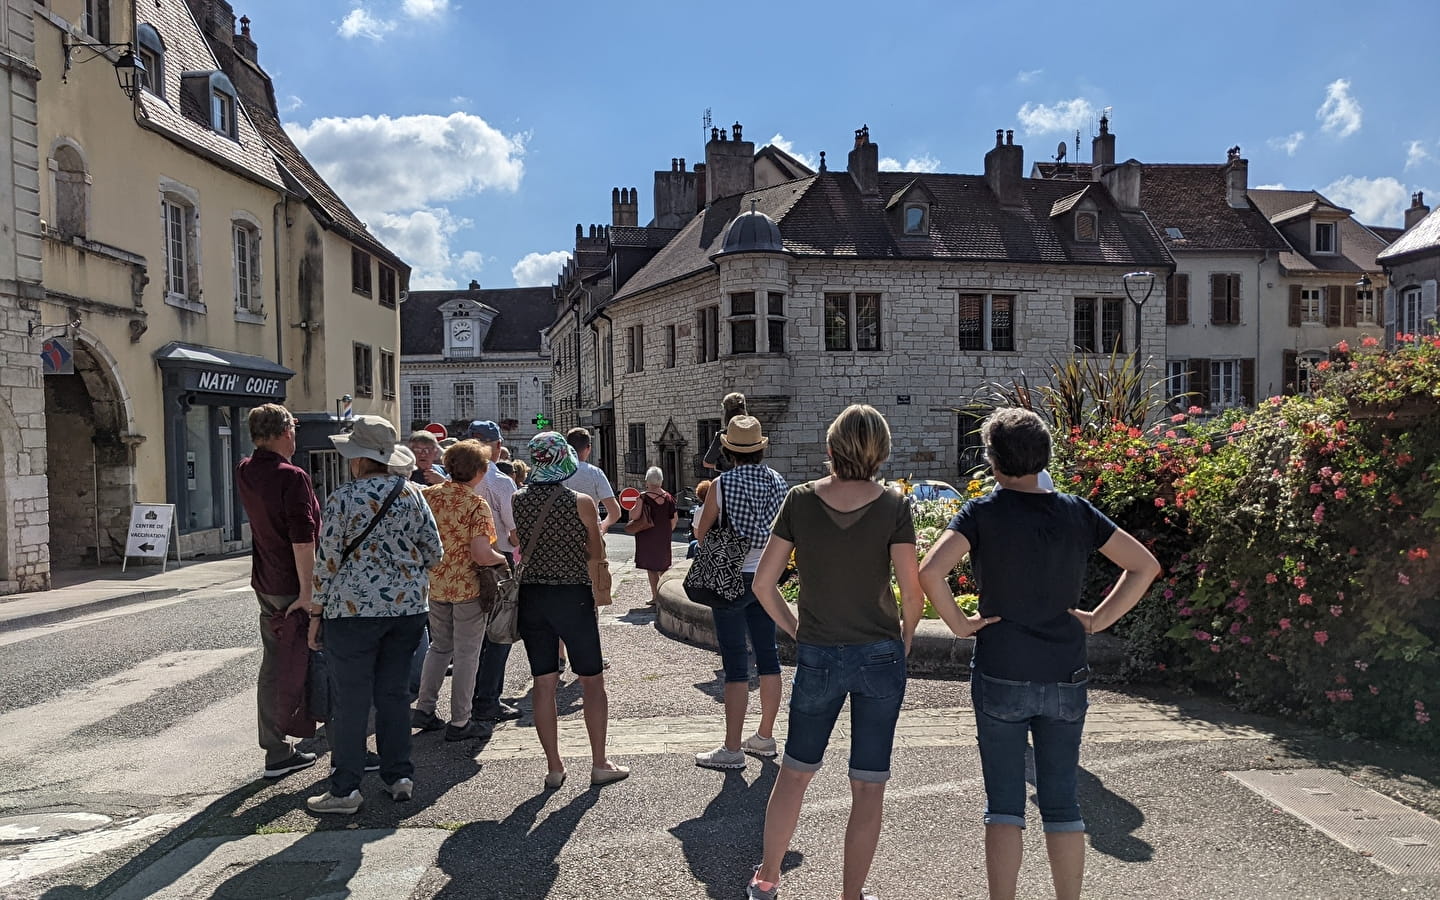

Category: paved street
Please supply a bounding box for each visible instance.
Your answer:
[3,536,1440,899]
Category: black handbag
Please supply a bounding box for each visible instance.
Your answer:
[683,480,748,609]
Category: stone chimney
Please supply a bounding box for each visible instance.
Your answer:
[847,125,879,197]
[1100,159,1143,212]
[1405,191,1431,231]
[468,279,480,291]
[234,15,258,63]
[1091,113,1115,168]
[1224,146,1248,209]
[984,129,1024,208]
[187,0,237,48]
[704,122,755,205]
[653,158,699,229]
[611,187,638,227]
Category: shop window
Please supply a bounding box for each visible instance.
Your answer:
[353,342,373,398]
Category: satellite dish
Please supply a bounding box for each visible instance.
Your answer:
[1055,142,1067,162]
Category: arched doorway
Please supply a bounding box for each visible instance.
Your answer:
[44,337,134,566]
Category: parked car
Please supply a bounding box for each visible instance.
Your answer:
[892,479,963,502]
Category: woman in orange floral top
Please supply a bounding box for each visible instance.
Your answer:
[412,440,510,742]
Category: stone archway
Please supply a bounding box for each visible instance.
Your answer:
[44,335,135,566]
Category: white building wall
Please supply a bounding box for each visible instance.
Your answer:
[399,352,552,453]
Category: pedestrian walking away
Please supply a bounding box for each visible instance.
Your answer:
[466,420,523,723]
[413,439,510,743]
[307,416,444,815]
[747,404,924,900]
[918,407,1161,900]
[690,417,788,770]
[513,432,629,790]
[631,466,678,606]
[234,403,324,780]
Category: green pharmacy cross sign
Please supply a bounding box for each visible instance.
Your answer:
[532,413,552,430]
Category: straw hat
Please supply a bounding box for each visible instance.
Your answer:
[329,415,411,467]
[720,415,768,452]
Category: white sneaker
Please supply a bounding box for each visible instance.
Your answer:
[741,734,778,758]
[383,777,413,801]
[695,746,747,770]
[306,789,362,815]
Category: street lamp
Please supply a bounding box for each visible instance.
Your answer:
[1122,271,1157,377]
[1356,274,1372,290]
[61,35,145,101]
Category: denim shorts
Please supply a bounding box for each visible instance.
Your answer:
[782,639,906,783]
[710,574,781,683]
[971,670,1088,832]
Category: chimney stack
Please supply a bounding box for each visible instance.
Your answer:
[705,119,754,204]
[653,159,699,229]
[1405,191,1431,231]
[1091,113,1115,168]
[1224,147,1248,209]
[847,124,879,197]
[984,128,1025,208]
[234,14,258,62]
[468,279,480,292]
[611,187,638,227]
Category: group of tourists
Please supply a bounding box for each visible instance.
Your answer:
[237,387,1161,900]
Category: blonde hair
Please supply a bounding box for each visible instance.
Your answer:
[826,404,891,481]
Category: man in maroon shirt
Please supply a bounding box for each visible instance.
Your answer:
[236,404,323,778]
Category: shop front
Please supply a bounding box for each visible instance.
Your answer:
[155,342,294,556]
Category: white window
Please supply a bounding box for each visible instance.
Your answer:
[232,221,261,313]
[1210,360,1242,409]
[212,90,236,139]
[959,293,1017,352]
[1401,287,1424,336]
[84,0,108,40]
[825,292,883,351]
[1314,222,1337,254]
[1166,360,1189,406]
[136,24,165,99]
[1300,288,1324,324]
[541,380,552,416]
[411,382,431,423]
[1296,352,1327,394]
[1355,288,1377,324]
[453,382,475,421]
[161,196,198,302]
[903,203,928,235]
[497,381,518,423]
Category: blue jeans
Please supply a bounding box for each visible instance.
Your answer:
[324,613,427,796]
[971,670,1088,832]
[782,639,906,783]
[710,575,780,683]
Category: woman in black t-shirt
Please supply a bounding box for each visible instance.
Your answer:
[919,408,1160,900]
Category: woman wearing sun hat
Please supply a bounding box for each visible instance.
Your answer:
[307,416,444,815]
[513,432,629,789]
[691,415,788,771]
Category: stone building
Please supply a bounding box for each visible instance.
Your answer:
[598,124,1172,494]
[0,0,48,591]
[399,281,554,453]
[1374,193,1438,346]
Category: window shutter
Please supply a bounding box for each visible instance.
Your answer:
[1189,358,1210,409]
[1282,350,1298,395]
[1240,358,1256,406]
[1384,286,1397,346]
[1288,285,1303,327]
[1325,286,1342,327]
[1166,274,1190,325]
[1343,285,1358,328]
[1210,274,1227,324]
[1228,275,1241,324]
[1423,280,1438,334]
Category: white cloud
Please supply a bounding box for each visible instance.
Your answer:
[1316,79,1363,138]
[279,95,304,114]
[287,112,527,286]
[1016,68,1043,84]
[1017,98,1096,135]
[511,251,571,288]
[1267,131,1305,157]
[1405,140,1434,171]
[766,133,816,170]
[450,95,472,107]
[402,0,449,18]
[1254,183,1288,190]
[337,7,395,41]
[1322,175,1409,226]
[879,155,942,173]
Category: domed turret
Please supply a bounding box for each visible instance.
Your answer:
[713,207,786,259]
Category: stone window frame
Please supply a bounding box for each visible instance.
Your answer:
[231,210,264,322]
[824,291,884,352]
[159,177,203,313]
[696,305,720,363]
[626,423,648,475]
[664,324,677,368]
[626,323,645,373]
[84,0,112,43]
[766,292,787,353]
[957,292,1017,353]
[135,24,165,99]
[728,292,757,355]
[48,137,92,241]
[541,379,552,416]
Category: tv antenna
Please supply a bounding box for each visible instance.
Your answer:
[702,108,712,147]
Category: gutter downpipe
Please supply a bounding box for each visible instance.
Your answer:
[274,199,287,367]
[1256,250,1269,399]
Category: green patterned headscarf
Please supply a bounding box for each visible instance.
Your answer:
[527,432,578,484]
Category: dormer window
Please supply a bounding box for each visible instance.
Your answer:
[1076,211,1098,242]
[213,89,235,138]
[1314,222,1337,254]
[136,24,164,98]
[903,203,929,235]
[180,71,240,139]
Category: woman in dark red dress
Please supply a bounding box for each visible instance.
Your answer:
[634,466,677,604]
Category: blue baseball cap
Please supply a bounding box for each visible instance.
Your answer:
[467,420,502,441]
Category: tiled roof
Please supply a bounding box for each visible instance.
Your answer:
[1032,161,1093,181]
[1378,207,1440,262]
[135,3,283,189]
[609,226,679,249]
[1369,225,1406,245]
[613,170,1172,302]
[755,144,815,181]
[1250,189,1387,274]
[401,287,555,355]
[1137,165,1290,252]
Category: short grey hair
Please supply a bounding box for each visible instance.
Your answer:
[644,466,665,486]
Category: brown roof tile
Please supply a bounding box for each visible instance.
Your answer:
[1250,188,1387,274]
[401,287,556,355]
[1137,165,1290,252]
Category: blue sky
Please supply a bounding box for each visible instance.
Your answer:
[237,0,1440,289]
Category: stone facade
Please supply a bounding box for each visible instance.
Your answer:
[0,0,50,590]
[399,353,552,453]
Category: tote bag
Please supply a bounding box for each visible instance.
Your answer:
[682,480,747,609]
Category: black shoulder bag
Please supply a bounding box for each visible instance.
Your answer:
[337,477,410,574]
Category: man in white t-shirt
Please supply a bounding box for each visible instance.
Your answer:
[565,427,621,532]
[465,420,521,722]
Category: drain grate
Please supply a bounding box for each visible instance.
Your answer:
[1229,768,1440,875]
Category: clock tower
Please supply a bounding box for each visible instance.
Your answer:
[440,283,499,358]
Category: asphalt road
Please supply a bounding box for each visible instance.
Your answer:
[4,532,1440,899]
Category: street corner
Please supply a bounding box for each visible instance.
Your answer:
[106,828,447,900]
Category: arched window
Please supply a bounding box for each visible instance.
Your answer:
[136,24,165,98]
[52,143,89,240]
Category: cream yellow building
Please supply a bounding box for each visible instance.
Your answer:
[28,0,407,574]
